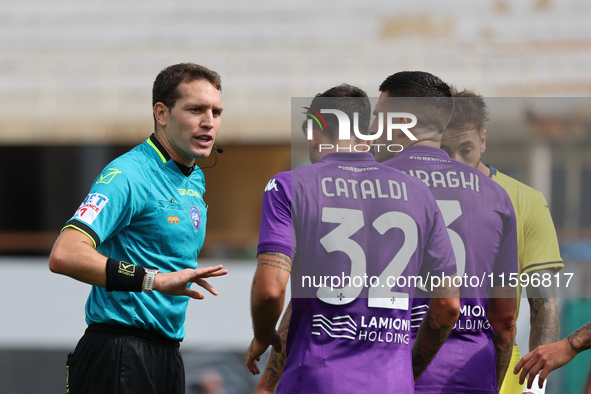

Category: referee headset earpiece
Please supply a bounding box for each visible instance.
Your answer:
[200,145,223,169]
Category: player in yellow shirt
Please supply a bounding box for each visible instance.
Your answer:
[441,90,564,394]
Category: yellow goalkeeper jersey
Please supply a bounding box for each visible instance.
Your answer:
[488,165,564,318]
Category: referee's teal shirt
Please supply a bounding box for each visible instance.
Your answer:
[63,134,208,341]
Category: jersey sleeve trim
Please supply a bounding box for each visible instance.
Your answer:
[522,261,564,274]
[424,265,458,278]
[257,242,294,259]
[61,221,101,248]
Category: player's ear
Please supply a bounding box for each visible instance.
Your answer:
[398,116,413,124]
[480,129,487,153]
[359,139,372,150]
[395,116,414,138]
[305,127,318,153]
[310,127,331,145]
[154,102,169,128]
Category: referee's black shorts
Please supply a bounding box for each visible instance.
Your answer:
[66,323,185,394]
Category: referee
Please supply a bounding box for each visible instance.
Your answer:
[49,63,228,394]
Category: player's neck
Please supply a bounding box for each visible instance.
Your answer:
[477,161,491,176]
[320,141,371,157]
[410,140,442,150]
[398,128,442,152]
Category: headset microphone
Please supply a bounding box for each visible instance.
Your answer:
[201,145,223,169]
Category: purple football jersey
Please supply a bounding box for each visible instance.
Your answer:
[258,152,457,394]
[384,146,518,393]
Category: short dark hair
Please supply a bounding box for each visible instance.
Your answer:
[447,88,489,133]
[152,63,221,109]
[379,71,453,133]
[304,84,371,142]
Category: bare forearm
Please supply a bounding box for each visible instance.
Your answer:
[258,303,291,391]
[413,276,460,380]
[584,362,591,394]
[251,294,284,341]
[259,335,287,389]
[251,251,291,341]
[412,308,456,380]
[247,252,291,376]
[412,293,460,381]
[492,316,515,388]
[494,333,515,388]
[48,228,108,287]
[567,322,591,354]
[527,269,559,351]
[488,295,517,388]
[529,297,559,350]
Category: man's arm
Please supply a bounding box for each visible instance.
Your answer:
[584,362,591,394]
[246,251,292,375]
[49,228,227,299]
[255,302,291,394]
[519,192,562,393]
[49,228,111,287]
[412,274,460,382]
[515,321,591,390]
[527,268,560,351]
[488,286,517,389]
[520,269,560,393]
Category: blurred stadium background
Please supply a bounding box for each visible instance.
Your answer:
[1,0,591,392]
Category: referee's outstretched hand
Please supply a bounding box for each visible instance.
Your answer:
[153,265,228,299]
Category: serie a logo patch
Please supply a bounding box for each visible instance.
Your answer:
[190,206,201,229]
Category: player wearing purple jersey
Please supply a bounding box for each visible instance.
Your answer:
[373,71,518,393]
[246,84,460,394]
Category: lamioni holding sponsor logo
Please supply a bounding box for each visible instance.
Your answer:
[311,312,411,344]
[304,106,417,153]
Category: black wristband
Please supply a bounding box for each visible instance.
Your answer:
[105,257,146,292]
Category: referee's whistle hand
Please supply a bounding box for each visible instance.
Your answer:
[153,265,228,299]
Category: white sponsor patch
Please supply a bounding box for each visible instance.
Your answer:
[72,193,109,225]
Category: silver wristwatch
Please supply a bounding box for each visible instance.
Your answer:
[143,269,159,292]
